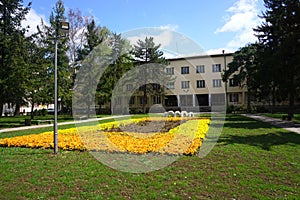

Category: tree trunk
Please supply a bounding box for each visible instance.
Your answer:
[288,92,295,119]
[247,92,251,113]
[271,96,276,114]
[287,67,296,119]
[143,88,147,114]
[271,87,276,114]
[0,101,3,117]
[30,102,34,119]
[14,103,20,116]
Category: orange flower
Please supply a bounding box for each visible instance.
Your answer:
[0,117,210,155]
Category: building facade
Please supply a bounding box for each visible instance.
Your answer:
[163,53,247,111]
[111,53,247,114]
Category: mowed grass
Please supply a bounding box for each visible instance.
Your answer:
[0,114,112,129]
[0,115,299,199]
[264,113,300,124]
[0,115,75,129]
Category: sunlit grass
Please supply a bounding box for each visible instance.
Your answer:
[0,115,299,199]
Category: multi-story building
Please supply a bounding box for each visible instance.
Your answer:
[111,53,247,114]
[163,53,246,111]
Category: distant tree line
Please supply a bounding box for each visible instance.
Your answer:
[0,0,169,118]
[223,0,300,118]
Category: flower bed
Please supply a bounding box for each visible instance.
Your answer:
[0,117,210,155]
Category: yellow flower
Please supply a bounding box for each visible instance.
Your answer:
[0,117,210,155]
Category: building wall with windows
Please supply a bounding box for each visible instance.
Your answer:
[164,53,247,110]
[109,53,248,114]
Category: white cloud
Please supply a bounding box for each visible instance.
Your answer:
[215,0,262,49]
[22,9,49,36]
[123,26,209,58]
[158,24,179,31]
[126,29,174,48]
[125,24,179,48]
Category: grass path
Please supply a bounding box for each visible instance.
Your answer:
[0,115,299,199]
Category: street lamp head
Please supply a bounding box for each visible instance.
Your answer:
[60,21,69,36]
[61,21,69,30]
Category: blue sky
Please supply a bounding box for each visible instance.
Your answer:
[22,0,265,55]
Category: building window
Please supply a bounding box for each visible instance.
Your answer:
[153,96,161,104]
[229,78,239,87]
[166,67,174,75]
[213,79,222,87]
[126,84,133,91]
[152,83,161,91]
[181,66,189,74]
[129,96,135,105]
[139,85,146,91]
[212,64,221,72]
[139,96,147,104]
[166,82,175,89]
[197,80,205,88]
[196,65,205,73]
[181,81,190,89]
[229,93,239,102]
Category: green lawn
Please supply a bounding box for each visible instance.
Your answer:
[0,114,114,130]
[0,115,74,129]
[0,115,299,199]
[264,113,300,124]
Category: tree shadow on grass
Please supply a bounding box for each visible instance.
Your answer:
[210,119,273,130]
[222,115,276,129]
[216,115,300,150]
[218,131,300,151]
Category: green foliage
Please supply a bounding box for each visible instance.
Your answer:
[254,0,300,117]
[226,0,300,115]
[76,19,109,61]
[130,37,171,113]
[0,0,31,115]
[74,20,112,117]
[224,44,259,113]
[96,33,133,110]
[132,37,169,65]
[36,0,72,108]
[24,34,52,119]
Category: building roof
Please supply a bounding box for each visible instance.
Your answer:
[167,53,233,61]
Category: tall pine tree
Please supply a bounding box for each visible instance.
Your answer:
[254,0,300,118]
[37,0,72,111]
[131,37,170,113]
[74,19,111,118]
[0,0,31,116]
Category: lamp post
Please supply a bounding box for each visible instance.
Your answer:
[54,21,69,154]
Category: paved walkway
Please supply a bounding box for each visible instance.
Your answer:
[1,114,300,135]
[242,114,300,134]
[0,115,128,133]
